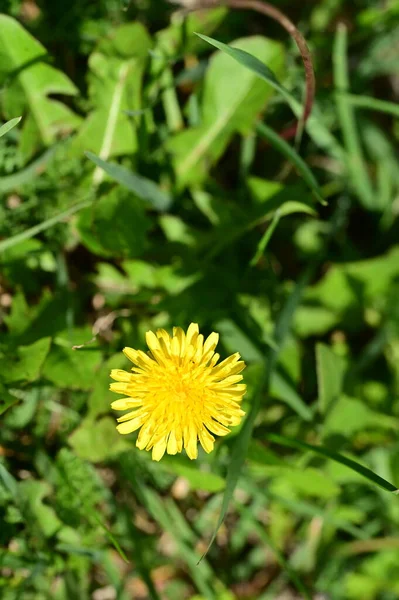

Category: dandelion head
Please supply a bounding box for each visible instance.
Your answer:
[110,323,246,461]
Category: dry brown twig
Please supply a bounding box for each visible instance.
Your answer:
[170,0,315,140]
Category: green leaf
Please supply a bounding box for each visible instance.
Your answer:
[18,480,62,537]
[266,434,398,493]
[169,36,285,187]
[0,384,19,416]
[162,458,226,493]
[196,33,291,101]
[197,33,344,161]
[77,188,151,258]
[42,333,102,390]
[316,343,346,415]
[69,417,131,462]
[271,371,313,421]
[0,116,21,138]
[0,15,81,158]
[72,23,151,183]
[324,396,399,436]
[85,152,172,211]
[2,337,51,384]
[256,122,325,205]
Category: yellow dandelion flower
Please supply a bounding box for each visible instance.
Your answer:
[109,323,246,461]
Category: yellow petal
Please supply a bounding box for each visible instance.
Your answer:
[110,369,132,383]
[198,429,215,454]
[203,332,219,354]
[109,382,130,395]
[186,323,199,346]
[117,418,144,435]
[167,430,178,455]
[152,437,167,461]
[111,398,142,410]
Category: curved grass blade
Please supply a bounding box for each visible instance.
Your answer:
[0,198,92,253]
[199,269,313,562]
[85,151,172,212]
[92,514,129,563]
[196,33,292,103]
[266,433,398,493]
[345,94,399,118]
[0,144,58,193]
[196,33,344,161]
[256,121,325,205]
[236,501,312,600]
[333,24,374,209]
[0,116,21,138]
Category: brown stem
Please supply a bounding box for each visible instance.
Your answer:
[178,0,315,140]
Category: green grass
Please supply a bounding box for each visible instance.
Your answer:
[1,1,399,599]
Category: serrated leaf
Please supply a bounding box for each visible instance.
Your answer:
[0,15,81,158]
[72,23,151,183]
[2,337,51,384]
[69,417,131,462]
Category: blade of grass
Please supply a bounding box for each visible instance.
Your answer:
[345,94,399,119]
[92,514,129,563]
[266,433,398,493]
[235,501,312,600]
[0,116,21,138]
[196,33,344,160]
[85,152,172,211]
[200,268,313,561]
[0,144,59,193]
[250,210,281,267]
[256,121,325,205]
[0,198,93,253]
[138,483,216,600]
[333,24,374,209]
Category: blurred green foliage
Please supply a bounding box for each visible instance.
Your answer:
[1,0,399,598]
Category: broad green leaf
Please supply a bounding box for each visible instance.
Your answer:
[266,434,398,493]
[0,116,21,138]
[18,480,62,537]
[0,15,80,158]
[196,33,291,101]
[169,36,285,187]
[324,396,399,436]
[0,384,18,416]
[271,466,340,499]
[69,417,130,462]
[42,332,102,390]
[77,188,151,258]
[162,458,225,493]
[87,355,126,419]
[85,152,172,211]
[271,372,313,421]
[197,33,344,161]
[72,23,151,184]
[1,337,51,384]
[316,343,346,415]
